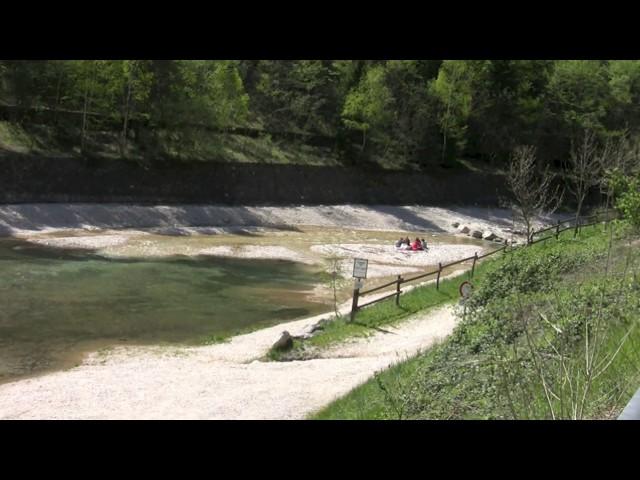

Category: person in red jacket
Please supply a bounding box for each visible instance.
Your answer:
[411,237,423,250]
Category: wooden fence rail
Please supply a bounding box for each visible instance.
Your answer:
[348,210,616,321]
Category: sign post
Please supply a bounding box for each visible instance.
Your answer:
[352,258,368,280]
[459,281,473,321]
[349,258,368,322]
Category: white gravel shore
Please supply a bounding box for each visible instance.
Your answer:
[0,302,458,420]
[0,203,556,238]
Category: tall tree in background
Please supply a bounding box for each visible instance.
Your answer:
[547,61,611,138]
[567,130,603,236]
[465,60,554,164]
[117,60,153,157]
[382,60,440,165]
[341,64,393,152]
[598,132,636,216]
[68,60,100,153]
[145,60,249,157]
[253,60,341,135]
[607,60,640,134]
[507,145,563,242]
[431,60,474,164]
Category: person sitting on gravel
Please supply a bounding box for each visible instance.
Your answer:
[395,238,404,248]
[421,238,428,250]
[412,237,423,251]
[403,237,412,250]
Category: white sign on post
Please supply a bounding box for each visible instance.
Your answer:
[353,258,368,279]
[460,281,473,299]
[459,281,473,309]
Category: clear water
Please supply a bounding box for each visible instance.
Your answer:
[0,239,328,383]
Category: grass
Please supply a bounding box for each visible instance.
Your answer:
[311,221,640,419]
[0,121,35,153]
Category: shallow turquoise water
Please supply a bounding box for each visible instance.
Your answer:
[0,239,328,383]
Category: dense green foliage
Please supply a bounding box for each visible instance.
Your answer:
[313,223,640,419]
[3,60,640,167]
[608,169,640,228]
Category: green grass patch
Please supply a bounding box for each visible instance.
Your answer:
[311,221,640,420]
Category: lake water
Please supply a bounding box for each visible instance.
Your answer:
[0,239,328,383]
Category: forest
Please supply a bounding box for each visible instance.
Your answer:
[1,60,640,170]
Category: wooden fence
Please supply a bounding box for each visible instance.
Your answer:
[349,210,617,322]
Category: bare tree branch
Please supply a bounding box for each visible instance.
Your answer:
[507,145,563,241]
[567,130,603,236]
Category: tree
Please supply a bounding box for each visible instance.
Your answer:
[341,64,393,151]
[253,60,341,136]
[607,61,640,132]
[430,60,474,164]
[382,60,441,165]
[547,61,611,137]
[600,132,640,216]
[567,130,604,236]
[118,60,153,157]
[143,60,249,158]
[507,145,563,242]
[465,60,554,164]
[67,60,100,153]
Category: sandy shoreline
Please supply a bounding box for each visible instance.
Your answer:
[0,300,458,420]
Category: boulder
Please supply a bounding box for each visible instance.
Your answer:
[452,222,460,228]
[493,237,504,243]
[471,230,483,239]
[482,231,497,241]
[458,225,470,234]
[272,331,293,351]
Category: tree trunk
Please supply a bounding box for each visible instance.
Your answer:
[574,197,583,238]
[81,80,89,153]
[604,192,611,231]
[442,130,448,164]
[53,69,63,125]
[81,63,97,155]
[120,75,132,158]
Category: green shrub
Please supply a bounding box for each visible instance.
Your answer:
[608,171,640,228]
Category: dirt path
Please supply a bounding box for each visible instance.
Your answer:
[0,303,458,420]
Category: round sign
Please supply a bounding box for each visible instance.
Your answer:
[459,281,473,299]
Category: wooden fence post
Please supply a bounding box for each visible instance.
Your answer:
[395,275,402,306]
[471,252,478,278]
[436,262,442,290]
[556,220,560,240]
[349,287,360,322]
